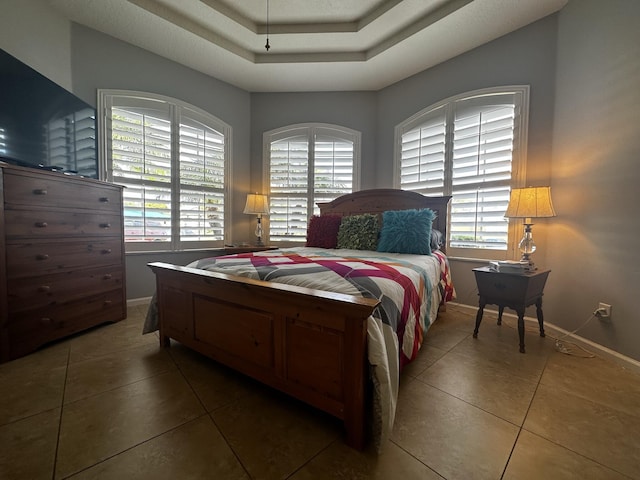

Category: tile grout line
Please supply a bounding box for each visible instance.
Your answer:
[165,347,255,479]
[499,349,553,480]
[51,346,71,480]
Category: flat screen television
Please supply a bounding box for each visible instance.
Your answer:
[0,48,98,178]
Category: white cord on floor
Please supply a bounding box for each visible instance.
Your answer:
[500,311,597,358]
[551,310,607,358]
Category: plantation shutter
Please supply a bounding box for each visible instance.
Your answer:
[397,87,527,254]
[267,125,358,243]
[269,134,309,241]
[449,97,517,249]
[313,132,354,206]
[111,105,172,243]
[399,106,446,195]
[178,114,226,243]
[101,90,230,251]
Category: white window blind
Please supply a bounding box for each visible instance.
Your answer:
[100,90,230,251]
[399,106,446,194]
[396,87,529,256]
[450,101,516,249]
[179,115,226,242]
[265,124,360,243]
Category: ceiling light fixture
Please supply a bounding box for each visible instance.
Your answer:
[265,0,270,51]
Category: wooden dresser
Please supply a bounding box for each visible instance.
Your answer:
[0,164,126,362]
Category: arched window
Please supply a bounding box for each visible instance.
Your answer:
[98,90,230,252]
[395,86,529,259]
[263,123,361,243]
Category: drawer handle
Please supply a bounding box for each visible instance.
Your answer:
[35,221,48,228]
[100,223,111,229]
[33,189,48,195]
[99,197,110,203]
[38,285,51,292]
[40,317,52,325]
[101,249,112,254]
[103,274,113,280]
[103,300,113,307]
[36,254,49,260]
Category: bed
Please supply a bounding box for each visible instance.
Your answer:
[145,189,453,450]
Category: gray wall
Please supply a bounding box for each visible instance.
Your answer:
[546,0,640,360]
[0,0,72,91]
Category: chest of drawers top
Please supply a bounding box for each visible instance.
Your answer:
[1,164,122,211]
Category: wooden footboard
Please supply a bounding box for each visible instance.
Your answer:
[148,262,380,449]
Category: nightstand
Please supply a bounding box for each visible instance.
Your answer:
[472,267,550,353]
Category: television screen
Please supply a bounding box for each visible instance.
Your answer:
[0,48,98,178]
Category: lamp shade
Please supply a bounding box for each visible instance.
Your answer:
[243,193,270,215]
[504,186,556,220]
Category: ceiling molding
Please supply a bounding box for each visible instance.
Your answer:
[49,0,569,92]
[128,0,475,64]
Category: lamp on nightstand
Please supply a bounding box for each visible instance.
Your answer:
[504,186,556,266]
[243,193,270,246]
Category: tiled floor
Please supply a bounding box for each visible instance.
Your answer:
[1,303,639,479]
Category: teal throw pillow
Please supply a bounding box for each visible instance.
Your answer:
[377,208,435,255]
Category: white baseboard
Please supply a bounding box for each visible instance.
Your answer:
[448,302,640,376]
[127,296,153,307]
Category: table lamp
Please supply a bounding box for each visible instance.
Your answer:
[243,193,270,246]
[504,186,556,266]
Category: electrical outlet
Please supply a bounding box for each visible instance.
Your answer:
[598,302,612,319]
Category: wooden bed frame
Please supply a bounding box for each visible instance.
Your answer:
[148,189,451,449]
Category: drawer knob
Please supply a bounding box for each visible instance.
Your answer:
[33,189,48,195]
[40,317,52,325]
[99,197,110,203]
[103,274,113,280]
[100,223,111,229]
[101,249,112,254]
[36,254,49,260]
[35,221,48,228]
[38,285,51,292]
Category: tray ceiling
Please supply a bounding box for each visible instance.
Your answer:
[49,0,568,92]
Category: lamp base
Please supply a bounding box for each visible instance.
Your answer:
[519,255,537,271]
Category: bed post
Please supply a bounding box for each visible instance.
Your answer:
[343,314,368,449]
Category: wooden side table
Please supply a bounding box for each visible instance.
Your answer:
[472,267,550,353]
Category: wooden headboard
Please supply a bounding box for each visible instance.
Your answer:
[317,189,451,253]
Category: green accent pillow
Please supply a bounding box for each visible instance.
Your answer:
[336,214,379,250]
[377,208,435,255]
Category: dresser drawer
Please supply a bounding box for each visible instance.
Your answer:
[6,239,123,278]
[8,267,124,313]
[3,170,122,212]
[4,208,122,238]
[7,289,126,360]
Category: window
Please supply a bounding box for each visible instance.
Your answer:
[264,124,360,243]
[395,86,529,259]
[98,90,230,252]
